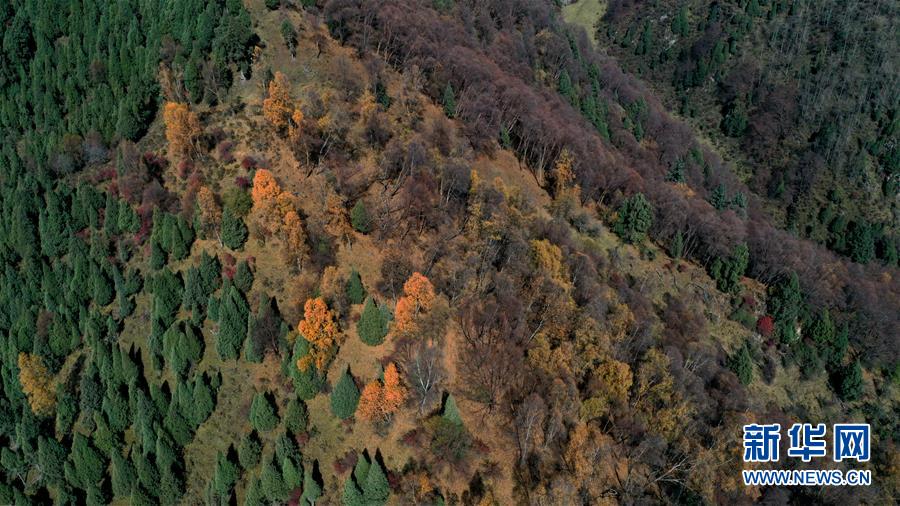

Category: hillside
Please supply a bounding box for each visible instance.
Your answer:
[0,1,897,505]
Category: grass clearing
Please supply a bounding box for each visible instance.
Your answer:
[562,0,607,45]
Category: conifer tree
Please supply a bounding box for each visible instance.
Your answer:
[362,459,390,505]
[838,361,864,401]
[221,208,248,250]
[342,476,365,506]
[244,477,264,506]
[250,391,280,432]
[350,200,371,233]
[260,455,288,502]
[442,83,456,118]
[234,260,254,293]
[331,367,360,420]
[238,431,262,470]
[285,397,308,434]
[217,285,249,359]
[613,193,653,244]
[357,297,388,346]
[212,450,239,500]
[345,269,366,305]
[283,457,303,491]
[442,394,462,426]
[299,467,321,504]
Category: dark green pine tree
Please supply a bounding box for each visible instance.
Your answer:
[238,431,262,470]
[330,367,360,420]
[728,343,754,385]
[768,272,803,343]
[345,269,366,305]
[260,454,288,502]
[442,83,457,118]
[244,477,264,506]
[299,466,321,504]
[217,285,249,360]
[670,230,684,259]
[212,450,239,501]
[110,450,137,498]
[823,324,849,371]
[284,397,308,434]
[234,260,254,293]
[221,208,248,250]
[362,459,390,505]
[357,297,388,346]
[838,360,864,401]
[342,475,365,506]
[557,70,578,108]
[847,221,875,263]
[672,6,689,36]
[613,193,653,244]
[250,391,280,432]
[350,200,371,234]
[283,457,303,491]
[709,184,728,210]
[442,394,463,426]
[37,436,67,486]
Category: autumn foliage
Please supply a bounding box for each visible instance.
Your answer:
[251,169,308,265]
[394,272,436,334]
[163,102,200,162]
[263,71,303,140]
[358,363,407,422]
[297,297,339,372]
[18,353,55,416]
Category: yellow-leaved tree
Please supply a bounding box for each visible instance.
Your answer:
[18,353,55,416]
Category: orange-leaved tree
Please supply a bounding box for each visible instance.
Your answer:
[358,362,407,422]
[382,362,407,412]
[18,353,55,416]
[296,297,339,372]
[263,71,301,135]
[163,102,200,162]
[394,272,436,333]
[251,169,294,237]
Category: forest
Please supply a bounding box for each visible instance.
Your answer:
[0,0,897,505]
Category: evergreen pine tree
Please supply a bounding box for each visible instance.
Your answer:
[234,261,254,294]
[238,431,262,470]
[345,269,366,305]
[283,457,303,491]
[285,397,308,434]
[362,459,390,505]
[217,285,249,359]
[221,208,248,250]
[357,297,388,346]
[299,467,321,504]
[350,200,370,233]
[613,193,653,244]
[442,394,462,426]
[729,343,754,385]
[244,477,264,506]
[250,392,280,432]
[331,367,361,419]
[342,476,365,506]
[442,83,456,118]
[838,361,864,401]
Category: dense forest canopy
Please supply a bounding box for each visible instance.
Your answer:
[0,0,897,505]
